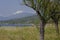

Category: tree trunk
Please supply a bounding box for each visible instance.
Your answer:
[54,21,59,35]
[40,20,45,40]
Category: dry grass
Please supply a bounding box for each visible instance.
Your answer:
[0,24,60,40]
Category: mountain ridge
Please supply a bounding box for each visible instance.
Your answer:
[0,13,36,21]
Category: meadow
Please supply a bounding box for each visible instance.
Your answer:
[0,24,60,40]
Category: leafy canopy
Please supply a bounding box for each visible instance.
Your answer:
[23,0,59,21]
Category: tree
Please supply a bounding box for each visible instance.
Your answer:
[23,0,59,40]
[51,0,60,35]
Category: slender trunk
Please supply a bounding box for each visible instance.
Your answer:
[54,21,59,35]
[36,11,46,40]
[40,20,45,40]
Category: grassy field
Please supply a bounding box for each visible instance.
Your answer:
[0,24,60,40]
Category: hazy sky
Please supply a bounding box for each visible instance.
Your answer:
[0,0,35,17]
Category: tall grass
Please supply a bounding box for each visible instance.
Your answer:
[0,24,60,40]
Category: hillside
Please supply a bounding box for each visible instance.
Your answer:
[0,13,35,21]
[0,15,40,24]
[0,15,60,24]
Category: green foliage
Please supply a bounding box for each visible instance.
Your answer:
[23,0,60,22]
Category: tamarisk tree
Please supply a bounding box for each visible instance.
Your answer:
[22,0,59,40]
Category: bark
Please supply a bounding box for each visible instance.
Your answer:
[36,11,46,40]
[40,20,45,40]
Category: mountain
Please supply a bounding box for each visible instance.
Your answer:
[0,15,40,24]
[7,13,35,20]
[0,13,36,21]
